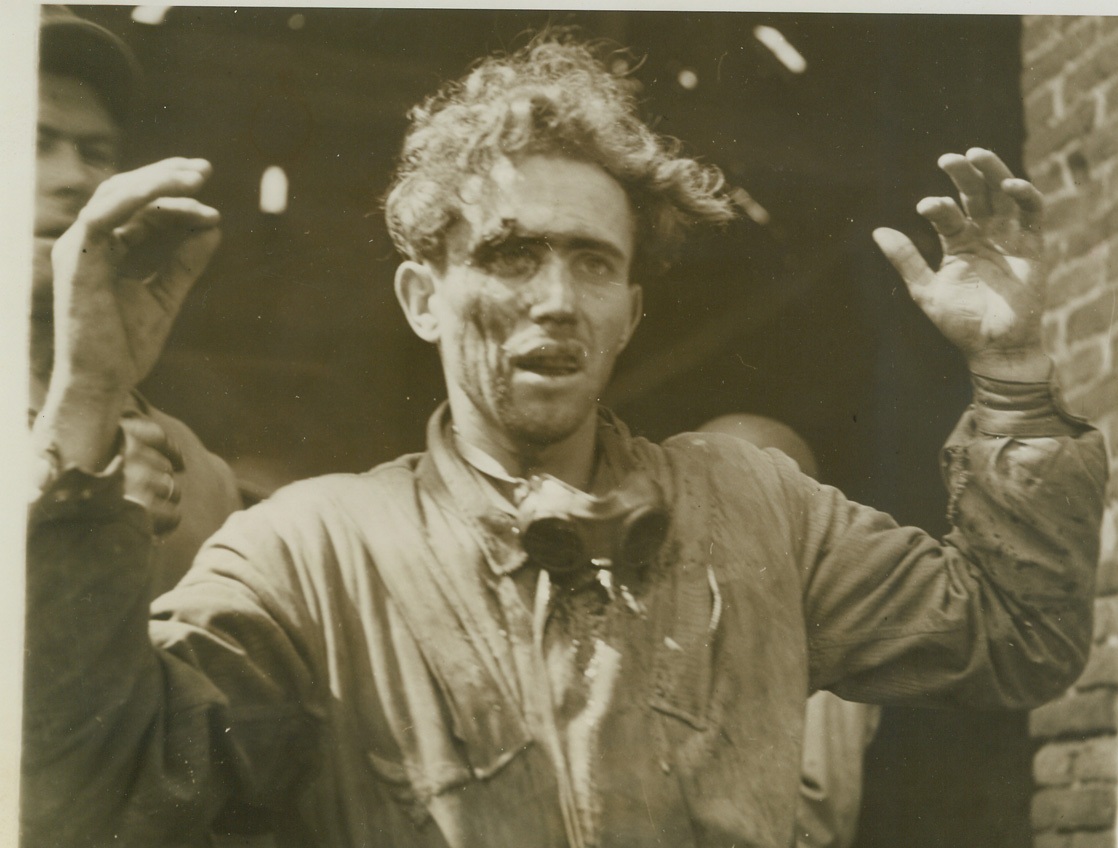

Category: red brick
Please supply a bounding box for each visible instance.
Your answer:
[1028,84,1062,135]
[1083,116,1118,168]
[1098,555,1118,605]
[1067,206,1118,262]
[1062,372,1118,422]
[1107,80,1118,121]
[1032,689,1118,739]
[1062,340,1107,391]
[1033,785,1117,831]
[1046,191,1090,236]
[1067,289,1117,343]
[1057,16,1087,32]
[1076,736,1118,782]
[1062,368,1118,423]
[1023,17,1062,62]
[1080,644,1118,690]
[1062,16,1103,40]
[1073,830,1118,848]
[1048,248,1109,304]
[1027,100,1099,162]
[1067,32,1118,97]
[1024,28,1095,96]
[1037,740,1081,785]
[1093,596,1118,645]
[1032,152,1069,194]
[1044,318,1065,354]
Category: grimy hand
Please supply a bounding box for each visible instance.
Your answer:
[50,157,221,392]
[873,148,1051,383]
[34,158,221,473]
[121,414,184,535]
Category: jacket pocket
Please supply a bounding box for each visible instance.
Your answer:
[365,738,536,826]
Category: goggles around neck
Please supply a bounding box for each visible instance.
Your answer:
[515,471,669,578]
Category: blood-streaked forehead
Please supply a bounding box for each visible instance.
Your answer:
[449,154,635,267]
[456,156,521,234]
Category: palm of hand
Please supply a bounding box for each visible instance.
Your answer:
[51,220,220,391]
[923,231,1044,357]
[112,228,220,383]
[874,149,1050,380]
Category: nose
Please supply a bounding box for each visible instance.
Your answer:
[527,256,577,324]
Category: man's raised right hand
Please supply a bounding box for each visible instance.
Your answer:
[34,158,221,474]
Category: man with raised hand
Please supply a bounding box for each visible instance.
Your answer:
[25,32,1106,848]
[31,7,241,597]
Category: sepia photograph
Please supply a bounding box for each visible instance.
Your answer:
[16,4,1117,846]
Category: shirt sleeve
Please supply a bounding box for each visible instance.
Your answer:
[23,470,322,848]
[801,375,1107,708]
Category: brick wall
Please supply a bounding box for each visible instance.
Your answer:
[1022,15,1118,848]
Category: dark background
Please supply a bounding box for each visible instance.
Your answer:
[71,8,1030,846]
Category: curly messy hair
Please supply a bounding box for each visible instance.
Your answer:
[383,31,737,280]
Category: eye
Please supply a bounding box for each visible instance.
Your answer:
[476,240,543,280]
[573,252,619,283]
[35,129,59,156]
[79,141,120,171]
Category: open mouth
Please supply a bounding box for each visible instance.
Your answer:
[509,342,585,377]
[513,354,581,376]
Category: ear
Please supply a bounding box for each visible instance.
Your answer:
[618,284,643,351]
[394,261,442,343]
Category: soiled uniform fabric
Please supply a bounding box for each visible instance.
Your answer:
[30,391,241,598]
[24,378,1106,848]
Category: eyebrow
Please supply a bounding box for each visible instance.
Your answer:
[471,219,629,262]
[36,123,121,146]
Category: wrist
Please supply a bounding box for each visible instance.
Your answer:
[33,375,130,473]
[967,348,1052,383]
[969,372,1088,438]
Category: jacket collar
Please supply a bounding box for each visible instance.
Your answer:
[418,402,636,578]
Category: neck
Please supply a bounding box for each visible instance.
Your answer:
[452,407,599,491]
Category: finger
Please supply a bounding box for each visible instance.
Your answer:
[966,147,1018,219]
[121,415,185,470]
[123,447,174,488]
[916,196,969,242]
[151,501,184,536]
[113,199,221,282]
[122,452,180,521]
[78,158,214,237]
[164,470,182,505]
[938,153,991,220]
[112,197,222,250]
[966,147,1015,184]
[1001,177,1045,232]
[143,475,182,533]
[147,227,223,316]
[872,227,936,294]
[164,433,184,471]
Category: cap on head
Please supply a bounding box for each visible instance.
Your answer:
[39,5,142,125]
[698,414,819,479]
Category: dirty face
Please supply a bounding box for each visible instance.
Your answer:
[34,72,122,317]
[430,154,642,453]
